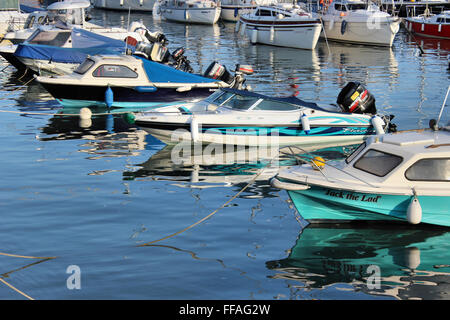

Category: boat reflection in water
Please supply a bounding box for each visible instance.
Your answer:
[123,143,358,198]
[267,225,450,300]
[38,107,148,161]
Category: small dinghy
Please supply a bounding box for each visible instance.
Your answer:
[271,88,450,227]
[36,54,253,108]
[132,82,396,147]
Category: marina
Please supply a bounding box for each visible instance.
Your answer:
[0,0,449,301]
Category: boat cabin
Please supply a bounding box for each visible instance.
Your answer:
[343,131,450,185]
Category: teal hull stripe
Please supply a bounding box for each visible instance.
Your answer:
[287,185,450,227]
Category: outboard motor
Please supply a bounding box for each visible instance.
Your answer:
[171,47,194,73]
[337,82,376,114]
[204,61,234,84]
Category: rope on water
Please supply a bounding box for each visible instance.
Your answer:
[0,251,56,300]
[138,155,279,246]
[0,278,34,300]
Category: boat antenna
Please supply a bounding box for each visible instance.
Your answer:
[436,85,450,128]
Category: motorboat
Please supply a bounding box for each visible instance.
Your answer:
[271,109,450,227]
[0,0,29,36]
[2,1,158,45]
[158,0,221,25]
[220,0,258,22]
[132,82,397,147]
[404,10,450,39]
[319,0,400,47]
[10,27,140,75]
[36,54,252,108]
[237,3,322,49]
[92,0,156,12]
[2,0,95,44]
[0,22,159,75]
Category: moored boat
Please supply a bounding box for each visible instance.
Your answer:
[92,0,156,12]
[271,111,450,227]
[36,54,252,108]
[319,0,400,47]
[220,0,258,22]
[237,3,322,49]
[132,82,397,147]
[158,0,221,25]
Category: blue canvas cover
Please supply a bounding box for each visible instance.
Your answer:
[14,28,131,64]
[139,57,217,84]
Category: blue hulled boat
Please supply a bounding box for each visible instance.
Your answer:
[36,54,252,108]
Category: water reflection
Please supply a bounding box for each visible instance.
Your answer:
[39,110,148,160]
[267,225,450,300]
[123,144,357,198]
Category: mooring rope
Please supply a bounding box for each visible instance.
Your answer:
[0,278,34,300]
[0,251,55,300]
[138,155,279,246]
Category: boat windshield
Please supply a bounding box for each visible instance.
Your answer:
[353,149,403,177]
[27,30,71,46]
[74,58,95,75]
[220,93,260,110]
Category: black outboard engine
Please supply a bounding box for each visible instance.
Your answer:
[171,47,193,73]
[337,82,376,114]
[204,61,234,84]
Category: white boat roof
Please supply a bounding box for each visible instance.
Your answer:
[47,0,91,10]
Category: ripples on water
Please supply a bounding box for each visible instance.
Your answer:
[0,8,449,300]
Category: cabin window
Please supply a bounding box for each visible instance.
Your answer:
[255,9,273,17]
[37,16,45,24]
[92,64,138,78]
[345,142,366,164]
[74,58,95,75]
[353,149,403,177]
[27,31,71,46]
[347,4,366,11]
[252,99,299,111]
[405,158,450,181]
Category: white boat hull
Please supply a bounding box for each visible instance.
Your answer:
[92,0,156,11]
[321,18,400,47]
[220,5,255,22]
[142,127,368,147]
[242,21,322,49]
[161,7,221,24]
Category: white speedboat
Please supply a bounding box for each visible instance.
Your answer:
[220,0,258,22]
[320,0,400,47]
[92,0,156,12]
[237,3,322,49]
[132,82,396,147]
[271,88,450,227]
[158,0,221,25]
[36,54,252,108]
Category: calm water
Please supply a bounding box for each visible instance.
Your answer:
[0,8,449,300]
